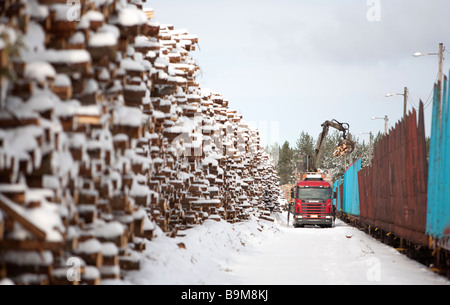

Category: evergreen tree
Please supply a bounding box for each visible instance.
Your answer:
[277,141,295,185]
[373,131,384,146]
[273,130,375,182]
[295,131,315,158]
[317,130,346,177]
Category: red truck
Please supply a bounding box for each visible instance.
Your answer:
[288,119,355,228]
[290,173,335,228]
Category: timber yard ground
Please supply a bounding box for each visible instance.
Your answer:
[120,212,450,285]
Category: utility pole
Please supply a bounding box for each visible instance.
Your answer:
[414,42,445,114]
[438,42,444,113]
[385,87,408,120]
[371,116,389,135]
[403,87,407,119]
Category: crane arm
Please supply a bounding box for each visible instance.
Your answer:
[312,119,355,172]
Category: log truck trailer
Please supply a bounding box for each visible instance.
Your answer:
[289,120,355,228]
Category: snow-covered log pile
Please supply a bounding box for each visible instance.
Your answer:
[0,0,281,284]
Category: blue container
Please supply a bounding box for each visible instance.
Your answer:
[333,177,343,212]
[426,75,450,240]
[343,158,361,216]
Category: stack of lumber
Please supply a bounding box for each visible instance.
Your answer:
[0,0,281,284]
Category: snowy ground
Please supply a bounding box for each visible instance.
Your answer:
[115,212,450,285]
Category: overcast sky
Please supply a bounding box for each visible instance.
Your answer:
[148,0,450,148]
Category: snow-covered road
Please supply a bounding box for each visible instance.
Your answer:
[122,213,449,285]
[229,218,449,285]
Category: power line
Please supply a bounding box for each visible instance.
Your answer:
[408,70,440,110]
[407,91,419,109]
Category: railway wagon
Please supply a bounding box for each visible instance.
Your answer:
[339,103,428,246]
[337,97,449,277]
[426,80,450,253]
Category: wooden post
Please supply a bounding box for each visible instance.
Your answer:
[438,43,444,115]
[403,87,407,119]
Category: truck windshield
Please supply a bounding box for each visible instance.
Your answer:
[297,187,331,201]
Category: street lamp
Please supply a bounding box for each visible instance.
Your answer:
[413,52,439,57]
[413,43,444,113]
[371,115,388,135]
[385,87,408,119]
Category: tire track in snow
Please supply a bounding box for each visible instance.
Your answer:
[229,219,450,285]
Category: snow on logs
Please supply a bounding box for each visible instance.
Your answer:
[0,1,281,284]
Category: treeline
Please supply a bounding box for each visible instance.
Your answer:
[266,130,385,185]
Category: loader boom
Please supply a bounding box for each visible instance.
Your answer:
[311,119,355,172]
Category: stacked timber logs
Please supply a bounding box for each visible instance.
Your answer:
[0,1,281,284]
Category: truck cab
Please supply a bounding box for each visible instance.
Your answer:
[290,173,336,228]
